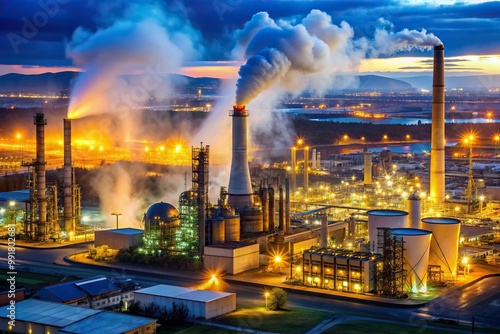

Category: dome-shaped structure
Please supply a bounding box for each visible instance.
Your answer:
[145,202,179,221]
[143,202,180,252]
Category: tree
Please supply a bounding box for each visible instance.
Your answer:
[268,288,287,310]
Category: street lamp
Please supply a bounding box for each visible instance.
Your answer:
[264,291,270,310]
[462,256,470,275]
[111,212,122,229]
[274,255,282,273]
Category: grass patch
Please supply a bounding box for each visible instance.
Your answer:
[0,271,65,289]
[212,306,332,334]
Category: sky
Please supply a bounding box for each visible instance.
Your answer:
[1,0,500,77]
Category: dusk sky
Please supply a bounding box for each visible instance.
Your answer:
[1,0,499,77]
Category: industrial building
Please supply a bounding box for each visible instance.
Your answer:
[95,228,144,250]
[32,276,139,310]
[134,284,236,320]
[0,299,156,334]
[302,247,381,293]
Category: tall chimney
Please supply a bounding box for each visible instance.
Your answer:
[304,146,309,195]
[268,187,275,230]
[290,147,296,192]
[364,152,372,185]
[320,214,328,248]
[63,119,74,234]
[285,178,290,233]
[34,113,47,240]
[228,105,253,211]
[430,44,445,203]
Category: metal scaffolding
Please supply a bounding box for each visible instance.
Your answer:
[192,144,209,255]
[376,227,405,297]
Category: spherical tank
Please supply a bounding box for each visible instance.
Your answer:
[144,202,180,250]
[240,207,263,233]
[421,217,461,280]
[211,217,225,244]
[391,228,432,293]
[367,210,409,253]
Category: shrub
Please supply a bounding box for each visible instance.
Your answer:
[268,288,287,310]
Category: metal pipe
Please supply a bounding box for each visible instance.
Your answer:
[63,118,74,234]
[291,147,296,193]
[268,187,275,230]
[278,185,284,229]
[285,178,290,233]
[262,187,269,231]
[34,113,47,240]
[430,44,445,203]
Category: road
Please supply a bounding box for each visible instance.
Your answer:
[1,244,499,332]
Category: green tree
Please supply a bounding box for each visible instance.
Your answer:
[268,288,287,310]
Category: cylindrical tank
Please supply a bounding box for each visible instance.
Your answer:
[407,193,421,229]
[211,217,225,244]
[391,228,432,293]
[367,210,409,253]
[304,146,309,193]
[63,118,74,234]
[240,207,263,233]
[34,113,47,240]
[224,211,240,242]
[421,217,461,280]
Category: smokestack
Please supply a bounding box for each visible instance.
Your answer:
[364,153,372,185]
[268,187,275,230]
[320,214,328,248]
[34,113,47,240]
[285,178,290,233]
[262,187,269,231]
[408,193,422,229]
[304,146,309,195]
[311,148,316,169]
[290,147,296,192]
[228,105,253,211]
[63,119,74,234]
[430,44,445,203]
[278,184,284,229]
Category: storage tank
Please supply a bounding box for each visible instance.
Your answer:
[240,207,263,233]
[225,212,241,242]
[407,193,421,229]
[367,210,409,253]
[211,217,225,244]
[391,228,432,293]
[421,217,461,280]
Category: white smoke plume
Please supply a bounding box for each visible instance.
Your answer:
[234,9,442,106]
[66,3,202,119]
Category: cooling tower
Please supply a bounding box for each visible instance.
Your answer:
[421,217,460,280]
[391,228,432,293]
[430,44,445,203]
[34,113,47,240]
[367,210,409,253]
[63,118,74,234]
[407,193,422,229]
[227,105,253,211]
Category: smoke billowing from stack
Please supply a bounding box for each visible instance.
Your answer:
[34,113,47,240]
[227,105,253,211]
[234,10,442,106]
[63,119,74,234]
[430,44,445,203]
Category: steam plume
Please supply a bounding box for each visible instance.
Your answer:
[235,10,442,105]
[66,3,201,119]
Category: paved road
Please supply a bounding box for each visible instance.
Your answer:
[1,244,499,332]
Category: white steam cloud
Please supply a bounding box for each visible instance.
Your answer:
[66,3,201,119]
[234,10,442,105]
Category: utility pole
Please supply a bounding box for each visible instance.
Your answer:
[111,212,122,229]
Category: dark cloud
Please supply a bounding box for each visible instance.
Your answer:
[1,0,499,68]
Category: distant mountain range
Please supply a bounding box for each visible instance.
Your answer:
[0,71,498,94]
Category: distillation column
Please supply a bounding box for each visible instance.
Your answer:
[34,113,47,240]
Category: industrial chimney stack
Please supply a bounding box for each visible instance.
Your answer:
[34,113,47,240]
[63,118,74,234]
[430,44,445,203]
[227,105,253,211]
